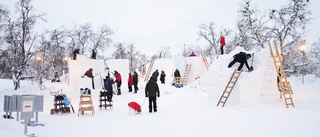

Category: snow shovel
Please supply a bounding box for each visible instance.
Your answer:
[249,53,254,72]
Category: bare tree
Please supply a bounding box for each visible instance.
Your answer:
[268,0,311,56]
[69,23,93,55]
[237,0,270,50]
[198,22,232,57]
[112,43,127,59]
[91,25,113,56]
[157,46,171,59]
[198,22,218,56]
[0,0,45,90]
[308,39,320,77]
[126,43,136,71]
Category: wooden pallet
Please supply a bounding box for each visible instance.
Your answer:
[268,40,294,108]
[217,69,242,107]
[78,95,95,116]
[182,64,191,85]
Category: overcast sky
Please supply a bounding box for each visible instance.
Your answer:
[2,0,319,56]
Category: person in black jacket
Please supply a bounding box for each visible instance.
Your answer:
[133,71,139,93]
[105,77,113,101]
[174,69,181,77]
[228,52,252,71]
[73,49,80,60]
[160,70,166,84]
[145,76,160,113]
[151,69,159,82]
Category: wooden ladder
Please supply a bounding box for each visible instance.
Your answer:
[201,52,210,71]
[217,69,242,107]
[144,56,156,82]
[182,64,191,85]
[268,40,295,108]
[78,95,95,116]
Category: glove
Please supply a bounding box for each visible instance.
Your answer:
[145,95,148,97]
[157,94,160,98]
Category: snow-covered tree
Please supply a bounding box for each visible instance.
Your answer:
[112,43,127,59]
[0,0,46,90]
[236,0,269,50]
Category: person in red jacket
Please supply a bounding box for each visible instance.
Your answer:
[220,35,226,55]
[114,70,122,95]
[128,73,133,92]
[128,101,141,114]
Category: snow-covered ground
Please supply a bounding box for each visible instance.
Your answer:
[0,48,320,137]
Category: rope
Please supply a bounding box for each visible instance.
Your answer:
[141,97,147,107]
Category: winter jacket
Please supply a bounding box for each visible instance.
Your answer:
[84,69,93,78]
[128,74,133,86]
[133,72,139,85]
[174,69,181,77]
[220,36,226,46]
[106,78,113,93]
[234,52,250,69]
[115,73,122,85]
[160,71,166,81]
[128,102,141,111]
[152,70,159,78]
[145,77,160,97]
[189,52,196,57]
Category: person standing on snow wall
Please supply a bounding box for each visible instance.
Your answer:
[145,76,160,113]
[220,35,226,55]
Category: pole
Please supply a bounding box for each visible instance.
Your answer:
[302,51,305,84]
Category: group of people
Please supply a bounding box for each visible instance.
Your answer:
[72,48,97,60]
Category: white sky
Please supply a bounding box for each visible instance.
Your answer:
[2,0,320,56]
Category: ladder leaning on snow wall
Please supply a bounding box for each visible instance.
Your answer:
[268,40,295,108]
[217,69,242,107]
[144,56,156,82]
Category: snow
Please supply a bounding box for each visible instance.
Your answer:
[1,48,320,137]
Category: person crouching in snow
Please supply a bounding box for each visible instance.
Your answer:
[228,52,252,72]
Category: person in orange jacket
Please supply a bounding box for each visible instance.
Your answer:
[128,73,133,92]
[220,35,226,55]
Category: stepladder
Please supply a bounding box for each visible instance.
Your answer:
[268,40,295,108]
[217,69,242,107]
[78,95,95,116]
[182,64,191,85]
